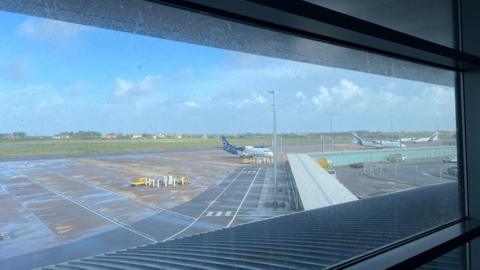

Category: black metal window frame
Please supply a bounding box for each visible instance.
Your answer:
[147,0,480,269]
[0,0,476,268]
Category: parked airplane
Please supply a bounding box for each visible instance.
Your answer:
[352,132,406,149]
[401,132,439,143]
[221,136,274,157]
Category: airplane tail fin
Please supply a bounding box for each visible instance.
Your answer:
[428,132,439,141]
[221,136,238,154]
[352,132,364,146]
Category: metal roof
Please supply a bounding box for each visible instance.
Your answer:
[287,153,357,210]
[45,182,461,269]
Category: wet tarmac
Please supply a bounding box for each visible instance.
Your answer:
[0,151,296,269]
[336,157,457,199]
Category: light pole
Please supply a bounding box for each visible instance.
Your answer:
[330,113,334,151]
[268,90,277,192]
[389,115,393,141]
[280,135,283,160]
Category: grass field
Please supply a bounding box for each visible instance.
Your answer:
[0,132,454,159]
[0,137,321,159]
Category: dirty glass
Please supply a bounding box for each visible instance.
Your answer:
[0,1,462,269]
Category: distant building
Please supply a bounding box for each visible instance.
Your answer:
[104,133,117,140]
[132,134,143,139]
[52,135,70,139]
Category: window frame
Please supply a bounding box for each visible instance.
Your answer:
[147,0,480,268]
[0,0,477,268]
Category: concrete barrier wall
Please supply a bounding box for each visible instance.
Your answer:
[309,146,456,166]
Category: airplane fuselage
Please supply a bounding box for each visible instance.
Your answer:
[221,136,273,157]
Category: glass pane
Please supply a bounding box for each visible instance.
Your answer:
[307,0,457,48]
[0,1,462,269]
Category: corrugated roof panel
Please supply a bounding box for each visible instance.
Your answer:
[46,183,460,269]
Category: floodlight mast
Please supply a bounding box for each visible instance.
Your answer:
[268,90,277,192]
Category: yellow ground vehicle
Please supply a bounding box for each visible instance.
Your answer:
[131,176,189,187]
[175,176,190,185]
[130,177,146,187]
[240,158,252,164]
[316,158,332,170]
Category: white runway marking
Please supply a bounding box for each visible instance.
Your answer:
[25,175,157,243]
[37,166,195,220]
[164,168,246,241]
[205,211,233,217]
[227,168,262,228]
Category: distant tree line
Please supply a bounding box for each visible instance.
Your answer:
[55,131,102,139]
[0,130,456,141]
[0,132,27,140]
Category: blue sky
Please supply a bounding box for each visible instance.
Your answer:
[0,11,457,135]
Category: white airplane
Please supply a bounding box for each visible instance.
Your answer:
[221,136,274,157]
[401,132,439,143]
[352,132,406,149]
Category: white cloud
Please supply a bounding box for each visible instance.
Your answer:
[184,101,198,107]
[114,75,163,95]
[295,91,306,100]
[38,97,64,108]
[311,86,334,109]
[331,79,364,102]
[222,93,269,109]
[306,79,408,116]
[18,18,88,42]
[22,83,55,92]
[254,94,266,104]
[427,86,454,106]
[138,75,163,92]
[114,78,134,95]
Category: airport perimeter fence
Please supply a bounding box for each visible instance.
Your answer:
[362,161,456,186]
[311,146,456,166]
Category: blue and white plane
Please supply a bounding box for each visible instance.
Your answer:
[401,132,439,143]
[221,136,274,157]
[352,132,406,149]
